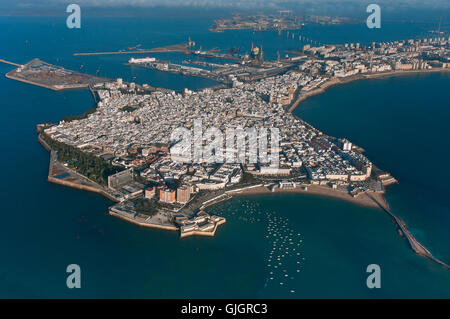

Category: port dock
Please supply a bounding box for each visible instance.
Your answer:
[73,43,188,56]
[0,59,23,67]
[4,58,108,91]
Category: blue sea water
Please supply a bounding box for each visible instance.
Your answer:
[0,16,449,298]
[293,72,450,267]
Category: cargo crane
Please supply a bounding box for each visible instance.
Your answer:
[227,46,241,55]
[279,10,292,17]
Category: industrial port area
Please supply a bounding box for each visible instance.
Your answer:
[4,58,107,91]
[127,50,297,85]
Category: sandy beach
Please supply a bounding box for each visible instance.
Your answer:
[226,184,386,210]
[288,68,450,113]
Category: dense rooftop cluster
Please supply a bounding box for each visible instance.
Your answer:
[44,36,449,204]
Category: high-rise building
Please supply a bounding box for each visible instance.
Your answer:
[145,186,156,199]
[177,186,191,204]
[107,169,133,190]
[339,138,352,152]
[160,188,175,203]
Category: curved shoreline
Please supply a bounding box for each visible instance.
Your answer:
[203,184,450,269]
[285,67,450,269]
[288,68,450,113]
[36,67,450,268]
[222,184,384,209]
[40,127,450,268]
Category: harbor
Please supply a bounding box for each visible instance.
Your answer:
[73,43,188,56]
[126,49,298,85]
[127,56,232,84]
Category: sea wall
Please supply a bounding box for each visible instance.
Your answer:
[180,219,226,238]
[109,210,178,231]
[6,73,88,91]
[48,176,119,202]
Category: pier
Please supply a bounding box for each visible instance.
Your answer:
[5,58,108,91]
[128,61,231,84]
[74,43,188,56]
[0,59,22,67]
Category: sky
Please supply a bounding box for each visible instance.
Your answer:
[2,0,448,8]
[0,0,448,22]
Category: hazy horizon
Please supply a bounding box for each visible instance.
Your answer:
[0,0,448,23]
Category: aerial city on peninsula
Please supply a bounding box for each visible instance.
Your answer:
[14,31,444,241]
[1,0,450,302]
